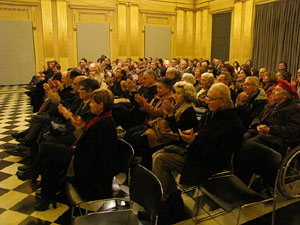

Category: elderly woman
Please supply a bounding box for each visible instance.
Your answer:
[182,73,196,85]
[196,72,214,107]
[33,89,118,211]
[88,63,107,89]
[128,81,198,169]
[262,71,277,102]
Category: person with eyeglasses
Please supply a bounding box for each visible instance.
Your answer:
[152,83,244,224]
[236,76,268,128]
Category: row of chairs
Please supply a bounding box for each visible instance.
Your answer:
[66,138,300,225]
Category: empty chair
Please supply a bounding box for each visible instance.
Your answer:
[193,141,282,225]
[73,165,163,225]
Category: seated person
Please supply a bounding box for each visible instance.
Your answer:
[32,89,118,211]
[126,81,198,170]
[236,76,268,128]
[244,79,300,156]
[112,70,158,129]
[152,83,244,224]
[262,71,277,102]
[196,72,214,107]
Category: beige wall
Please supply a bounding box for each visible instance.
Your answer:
[0,0,277,74]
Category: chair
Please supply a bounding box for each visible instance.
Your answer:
[193,141,282,225]
[73,165,163,225]
[66,138,135,219]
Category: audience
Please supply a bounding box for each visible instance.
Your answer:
[6,54,300,225]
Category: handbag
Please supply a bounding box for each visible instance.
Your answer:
[144,117,180,148]
[50,121,69,136]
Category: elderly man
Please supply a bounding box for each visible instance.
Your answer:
[217,72,236,103]
[244,79,300,156]
[236,76,268,128]
[151,83,244,224]
[166,67,180,85]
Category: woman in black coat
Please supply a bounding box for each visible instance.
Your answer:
[35,89,118,211]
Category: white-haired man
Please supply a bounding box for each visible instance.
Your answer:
[151,83,245,224]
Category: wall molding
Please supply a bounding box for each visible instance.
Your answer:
[78,11,108,23]
[139,9,176,16]
[68,4,115,11]
[0,6,30,20]
[0,0,38,6]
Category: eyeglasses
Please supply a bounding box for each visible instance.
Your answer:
[243,83,255,86]
[205,96,223,102]
[79,88,87,91]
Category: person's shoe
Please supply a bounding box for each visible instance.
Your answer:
[16,170,38,182]
[1,143,20,150]
[35,188,41,197]
[11,131,27,139]
[34,198,56,211]
[18,164,30,171]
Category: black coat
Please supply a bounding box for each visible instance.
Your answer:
[73,114,118,199]
[180,108,245,186]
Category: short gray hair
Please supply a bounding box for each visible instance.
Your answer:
[182,73,196,85]
[174,81,197,103]
[210,83,231,103]
[201,72,214,84]
[246,76,259,87]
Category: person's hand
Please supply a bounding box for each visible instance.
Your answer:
[257,124,270,134]
[291,76,297,86]
[162,100,175,117]
[58,104,72,119]
[178,128,198,144]
[53,80,62,89]
[70,115,86,130]
[134,94,147,107]
[236,92,249,106]
[38,74,46,81]
[48,91,61,103]
[120,80,128,92]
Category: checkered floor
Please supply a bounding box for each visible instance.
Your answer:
[0,85,70,225]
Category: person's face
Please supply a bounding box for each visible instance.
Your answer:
[104,58,109,65]
[89,64,96,74]
[157,82,170,97]
[272,86,287,103]
[279,63,286,70]
[201,61,208,68]
[180,61,187,69]
[246,60,251,66]
[89,99,103,115]
[174,87,185,106]
[297,68,300,80]
[143,73,155,87]
[166,71,175,80]
[115,71,123,82]
[243,78,258,95]
[200,76,210,89]
[221,67,229,74]
[79,60,86,68]
[238,70,247,81]
[171,60,177,67]
[196,62,201,67]
[79,86,91,101]
[263,74,270,83]
[277,71,284,80]
[259,68,266,78]
[49,62,55,69]
[151,63,157,70]
[206,88,224,112]
[194,68,201,79]
[188,61,193,68]
[72,77,80,93]
[217,75,229,86]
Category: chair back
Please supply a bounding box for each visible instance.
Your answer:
[234,141,282,187]
[130,165,163,224]
[116,139,134,174]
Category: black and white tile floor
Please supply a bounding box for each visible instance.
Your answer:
[0,85,70,225]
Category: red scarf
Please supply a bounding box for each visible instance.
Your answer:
[71,110,112,148]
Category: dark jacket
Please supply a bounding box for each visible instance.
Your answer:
[73,114,118,199]
[246,99,300,153]
[180,108,245,186]
[237,89,268,128]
